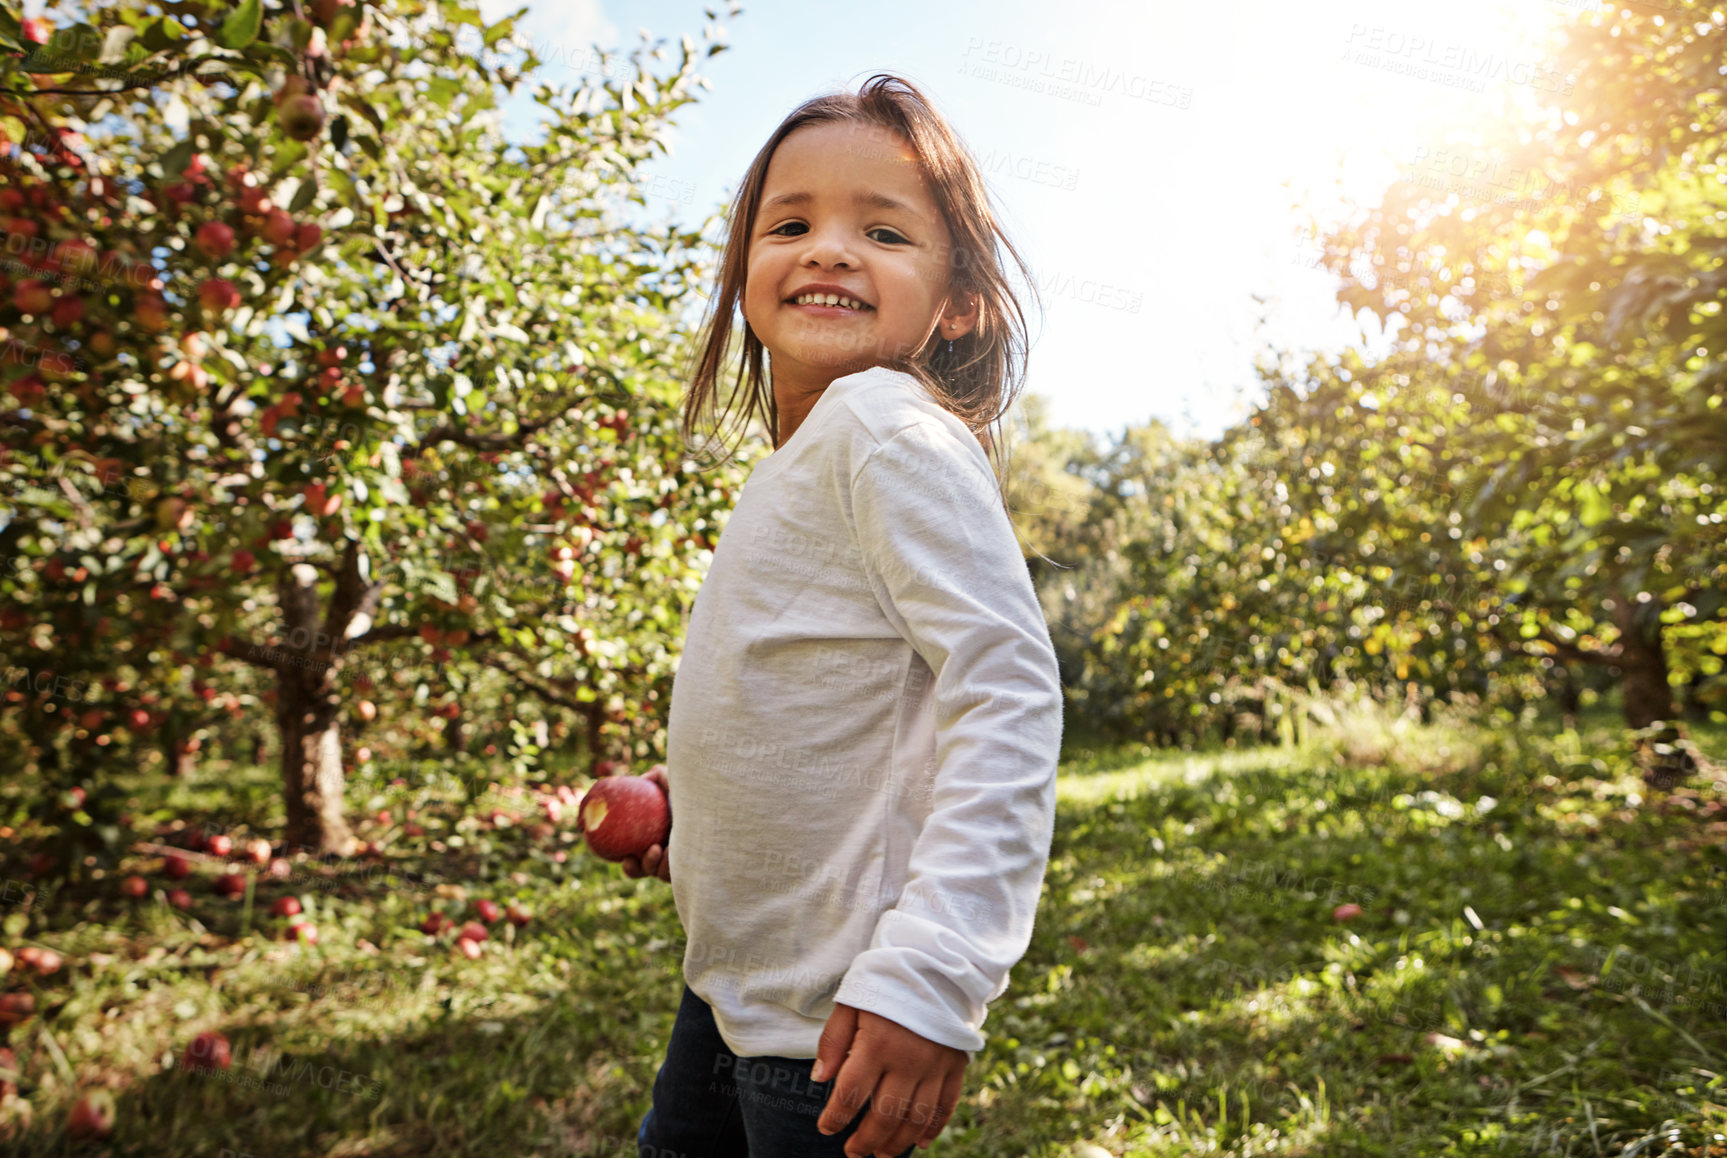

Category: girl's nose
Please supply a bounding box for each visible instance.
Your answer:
[798,222,857,269]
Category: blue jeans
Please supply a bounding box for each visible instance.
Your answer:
[638,984,919,1158]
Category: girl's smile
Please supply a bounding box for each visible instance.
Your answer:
[743,120,976,416]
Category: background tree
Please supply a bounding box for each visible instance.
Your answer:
[0,0,742,860]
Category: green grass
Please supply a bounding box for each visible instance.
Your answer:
[1,708,1723,1156]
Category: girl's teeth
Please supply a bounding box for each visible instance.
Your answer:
[796,293,867,309]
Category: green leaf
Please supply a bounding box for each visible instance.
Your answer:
[161,138,196,178]
[1577,483,1611,528]
[141,17,186,51]
[289,174,319,213]
[217,0,263,50]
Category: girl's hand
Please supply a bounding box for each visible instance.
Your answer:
[619,765,671,883]
[813,1003,966,1156]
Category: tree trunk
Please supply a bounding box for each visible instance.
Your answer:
[1614,597,1676,730]
[276,667,355,858]
[274,561,356,858]
[1555,664,1581,730]
[1613,596,1690,790]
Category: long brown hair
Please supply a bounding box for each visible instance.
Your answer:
[678,72,1041,521]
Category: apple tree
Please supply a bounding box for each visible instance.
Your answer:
[0,0,743,858]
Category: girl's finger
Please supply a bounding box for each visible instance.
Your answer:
[917,1068,964,1148]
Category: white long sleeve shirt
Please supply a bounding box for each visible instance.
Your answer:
[663,364,1064,1061]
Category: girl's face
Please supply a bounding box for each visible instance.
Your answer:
[742,121,976,393]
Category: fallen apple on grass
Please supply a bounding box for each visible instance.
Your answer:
[0,994,34,1026]
[120,875,149,899]
[457,922,487,944]
[578,774,670,862]
[67,1089,115,1140]
[181,1031,231,1073]
[206,834,232,858]
[286,921,318,945]
[457,937,483,960]
[166,888,193,911]
[214,873,247,899]
[162,854,191,880]
[271,897,302,918]
[505,902,531,928]
[420,912,451,936]
[245,838,273,866]
[1333,903,1363,922]
[15,946,62,977]
[475,899,500,924]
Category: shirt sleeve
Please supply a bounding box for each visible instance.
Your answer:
[833,420,1064,1055]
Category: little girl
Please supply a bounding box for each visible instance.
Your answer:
[627,72,1063,1158]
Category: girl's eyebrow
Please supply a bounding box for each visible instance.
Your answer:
[760,189,921,216]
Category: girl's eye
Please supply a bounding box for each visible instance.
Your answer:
[769,221,807,236]
[869,228,908,244]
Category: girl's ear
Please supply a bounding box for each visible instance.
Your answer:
[938,291,979,342]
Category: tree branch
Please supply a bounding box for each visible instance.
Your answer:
[478,653,599,716]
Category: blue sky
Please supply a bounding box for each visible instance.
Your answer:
[21,0,1587,445]
[478,0,1587,445]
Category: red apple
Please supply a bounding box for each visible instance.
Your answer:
[475,899,500,924]
[420,912,450,936]
[21,16,51,45]
[51,295,84,327]
[261,209,297,246]
[12,278,53,315]
[194,221,235,260]
[286,921,318,944]
[267,857,292,879]
[271,896,302,918]
[120,875,148,899]
[16,946,61,976]
[206,834,232,858]
[578,774,670,863]
[198,277,241,312]
[67,1089,116,1140]
[162,854,191,879]
[214,872,247,899]
[1333,903,1364,922]
[61,786,86,810]
[505,902,531,928]
[457,921,487,944]
[181,1031,231,1072]
[246,839,273,866]
[0,993,35,1025]
[166,888,193,910]
[295,222,322,250]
